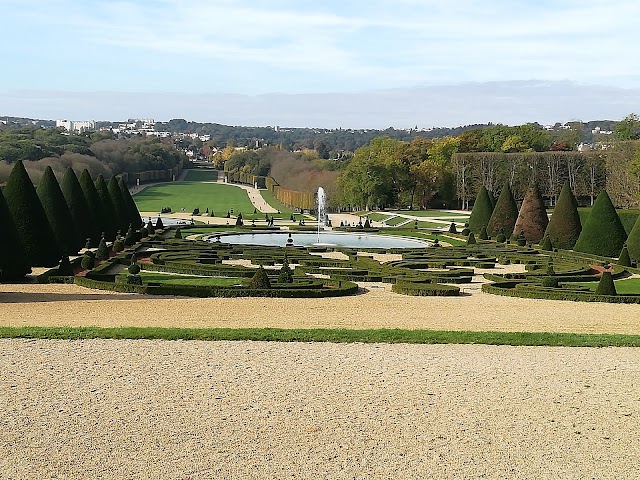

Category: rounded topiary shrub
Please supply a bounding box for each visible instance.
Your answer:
[461,227,471,236]
[128,263,141,274]
[80,253,95,270]
[595,271,617,296]
[278,261,294,283]
[124,225,135,246]
[175,228,182,239]
[146,220,155,234]
[542,276,558,288]
[112,238,124,252]
[248,266,271,289]
[126,274,143,285]
[448,222,457,234]
[496,232,506,243]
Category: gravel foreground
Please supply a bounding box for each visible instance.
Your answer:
[1,339,640,479]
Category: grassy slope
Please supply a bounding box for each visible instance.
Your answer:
[259,190,296,215]
[183,170,219,182]
[134,182,255,215]
[1,326,639,346]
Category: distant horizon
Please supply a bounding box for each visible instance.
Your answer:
[1,80,637,130]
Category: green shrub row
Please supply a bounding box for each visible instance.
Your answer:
[482,281,640,304]
[391,282,460,296]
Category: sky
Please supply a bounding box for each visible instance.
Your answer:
[1,0,639,128]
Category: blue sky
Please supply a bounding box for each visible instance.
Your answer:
[1,0,639,126]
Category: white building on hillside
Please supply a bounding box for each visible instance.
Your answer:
[56,119,96,132]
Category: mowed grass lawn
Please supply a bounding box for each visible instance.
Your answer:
[566,277,640,295]
[183,169,220,182]
[134,182,256,215]
[118,271,243,287]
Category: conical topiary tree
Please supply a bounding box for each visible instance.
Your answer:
[468,185,495,234]
[487,182,519,238]
[95,235,110,261]
[574,190,627,257]
[155,217,164,229]
[248,265,271,289]
[174,227,182,239]
[595,271,617,296]
[61,167,99,248]
[448,222,457,234]
[79,169,106,242]
[512,184,549,243]
[3,160,60,267]
[544,182,582,250]
[618,246,632,267]
[479,225,489,240]
[278,260,294,283]
[466,232,476,245]
[540,235,553,251]
[0,188,31,279]
[37,166,79,255]
[107,176,129,234]
[625,214,640,262]
[95,175,118,241]
[118,177,142,229]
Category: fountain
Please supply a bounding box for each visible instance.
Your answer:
[317,187,326,244]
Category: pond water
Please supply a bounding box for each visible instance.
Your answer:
[216,232,431,249]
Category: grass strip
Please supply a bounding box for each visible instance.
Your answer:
[1,326,639,347]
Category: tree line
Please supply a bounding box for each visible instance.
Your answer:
[0,160,143,279]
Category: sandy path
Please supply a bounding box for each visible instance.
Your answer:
[1,339,639,479]
[1,280,639,334]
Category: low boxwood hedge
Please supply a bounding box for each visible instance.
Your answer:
[391,282,460,296]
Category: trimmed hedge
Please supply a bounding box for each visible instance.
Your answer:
[482,281,640,304]
[392,282,460,296]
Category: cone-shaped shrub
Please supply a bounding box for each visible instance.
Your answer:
[487,183,518,238]
[146,220,155,234]
[107,176,129,234]
[574,190,627,257]
[479,225,488,240]
[278,260,294,283]
[248,265,271,289]
[112,237,124,252]
[545,182,582,250]
[466,232,476,245]
[79,170,106,243]
[61,167,99,248]
[595,271,617,295]
[80,253,95,270]
[448,222,457,234]
[95,236,110,261]
[37,166,79,255]
[0,189,31,279]
[174,227,182,239]
[4,160,60,266]
[513,185,548,243]
[118,178,142,229]
[124,225,136,246]
[468,186,495,233]
[57,255,73,276]
[540,235,553,251]
[625,215,640,262]
[95,175,117,241]
[618,246,632,266]
[128,262,141,274]
[155,217,164,229]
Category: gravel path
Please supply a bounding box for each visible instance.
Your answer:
[1,282,639,334]
[1,339,639,479]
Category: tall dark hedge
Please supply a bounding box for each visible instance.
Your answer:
[61,167,99,248]
[3,160,60,266]
[513,184,548,243]
[79,169,106,241]
[544,182,582,250]
[574,190,627,257]
[118,177,142,229]
[468,185,494,234]
[625,214,640,261]
[95,175,117,241]
[0,189,31,279]
[37,166,79,255]
[107,176,129,234]
[487,182,518,237]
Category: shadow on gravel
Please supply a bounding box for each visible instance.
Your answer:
[0,292,141,303]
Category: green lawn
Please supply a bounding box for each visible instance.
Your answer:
[183,169,219,182]
[365,212,396,222]
[134,182,256,215]
[383,229,467,246]
[390,210,470,218]
[566,277,640,295]
[2,326,640,347]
